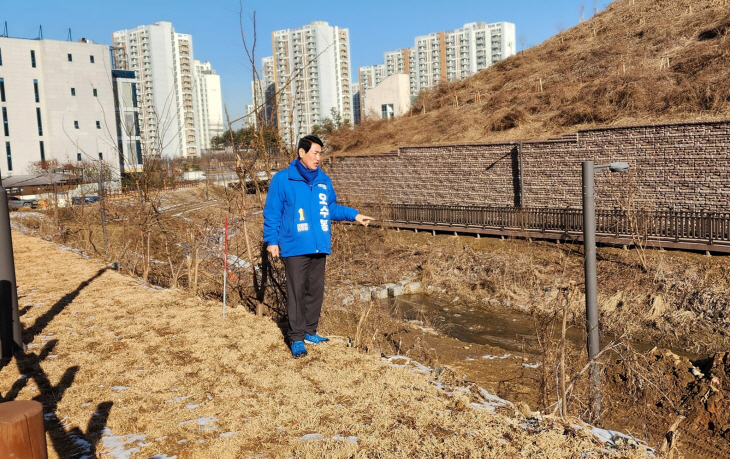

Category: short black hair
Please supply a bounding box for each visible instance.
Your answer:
[297,135,323,156]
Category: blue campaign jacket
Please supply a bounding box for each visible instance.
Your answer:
[263,161,358,257]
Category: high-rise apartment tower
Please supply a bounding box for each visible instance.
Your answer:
[266,21,352,147]
[112,22,199,158]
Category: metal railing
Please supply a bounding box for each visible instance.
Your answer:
[366,204,730,247]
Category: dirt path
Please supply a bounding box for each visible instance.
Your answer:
[1,234,649,458]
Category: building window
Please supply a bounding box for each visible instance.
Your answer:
[31,50,36,68]
[0,78,5,102]
[2,107,8,136]
[90,55,95,63]
[5,142,11,171]
[71,87,76,96]
[68,53,73,62]
[381,104,394,119]
[74,120,79,129]
[36,108,43,136]
[98,152,103,160]
[39,141,45,162]
[34,79,39,103]
[93,88,97,97]
[136,140,142,164]
[96,121,101,129]
[0,48,2,66]
[35,107,43,136]
[77,153,82,162]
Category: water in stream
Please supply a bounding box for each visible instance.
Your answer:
[383,294,704,359]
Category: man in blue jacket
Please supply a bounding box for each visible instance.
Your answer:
[263,135,373,358]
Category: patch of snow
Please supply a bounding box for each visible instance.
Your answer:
[178,417,218,429]
[100,428,147,459]
[299,433,322,441]
[219,431,238,439]
[227,254,251,269]
[522,363,541,369]
[111,386,130,392]
[186,404,199,410]
[332,434,358,444]
[584,425,654,453]
[482,353,511,360]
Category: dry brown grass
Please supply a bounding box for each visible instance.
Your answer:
[328,0,730,155]
[1,234,654,458]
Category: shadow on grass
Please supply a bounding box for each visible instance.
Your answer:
[24,267,108,343]
[1,267,113,457]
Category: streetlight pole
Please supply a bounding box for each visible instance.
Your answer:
[582,160,629,423]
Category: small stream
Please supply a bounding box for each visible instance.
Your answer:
[382,294,705,359]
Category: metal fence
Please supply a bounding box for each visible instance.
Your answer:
[368,204,730,246]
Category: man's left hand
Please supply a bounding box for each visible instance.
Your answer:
[355,214,374,226]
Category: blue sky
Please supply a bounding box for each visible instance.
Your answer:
[1,1,610,126]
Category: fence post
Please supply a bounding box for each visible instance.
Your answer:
[675,212,680,242]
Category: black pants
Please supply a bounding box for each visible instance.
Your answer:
[284,254,327,342]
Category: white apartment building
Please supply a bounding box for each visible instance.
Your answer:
[193,60,224,150]
[112,22,199,158]
[267,21,352,147]
[414,22,515,92]
[384,48,416,96]
[0,36,120,177]
[357,21,515,121]
[249,55,276,128]
[351,82,361,125]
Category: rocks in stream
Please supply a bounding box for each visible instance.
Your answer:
[348,281,423,303]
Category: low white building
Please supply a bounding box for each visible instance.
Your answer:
[362,74,411,121]
[0,36,120,178]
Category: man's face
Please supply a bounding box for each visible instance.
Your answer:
[299,143,322,170]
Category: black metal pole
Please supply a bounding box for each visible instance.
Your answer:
[0,186,23,357]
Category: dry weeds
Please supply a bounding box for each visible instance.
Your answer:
[2,233,653,458]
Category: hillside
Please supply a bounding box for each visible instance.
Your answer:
[329,0,730,155]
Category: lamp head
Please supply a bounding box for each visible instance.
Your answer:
[608,162,630,172]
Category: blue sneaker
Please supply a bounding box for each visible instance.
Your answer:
[290,341,307,359]
[304,333,329,344]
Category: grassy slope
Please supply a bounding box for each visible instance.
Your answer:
[329,0,730,155]
[2,234,650,458]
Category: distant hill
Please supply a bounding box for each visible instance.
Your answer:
[329,0,730,154]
